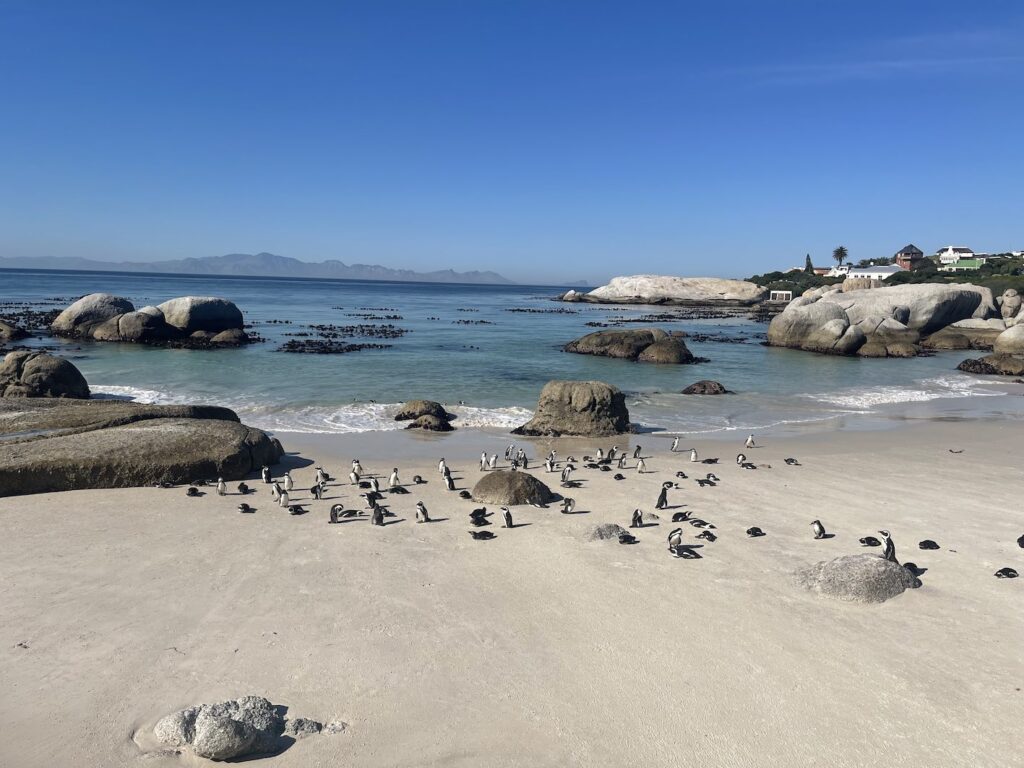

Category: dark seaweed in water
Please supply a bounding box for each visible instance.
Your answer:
[504,307,580,314]
[453,319,494,325]
[277,340,393,354]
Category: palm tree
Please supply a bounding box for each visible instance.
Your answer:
[832,246,848,266]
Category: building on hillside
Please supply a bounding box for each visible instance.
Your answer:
[894,244,925,270]
[812,267,831,276]
[825,264,851,277]
[847,264,906,281]
[938,258,985,272]
[769,290,793,302]
[935,246,975,265]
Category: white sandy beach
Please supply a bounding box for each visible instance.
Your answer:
[1,420,1021,767]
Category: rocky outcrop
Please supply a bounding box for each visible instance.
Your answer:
[993,324,1024,356]
[564,329,700,364]
[957,354,1024,376]
[405,414,454,431]
[563,275,766,306]
[681,380,732,395]
[922,318,1005,351]
[512,380,630,437]
[997,288,1022,322]
[796,554,919,603]
[768,283,997,357]
[0,352,90,399]
[471,471,554,506]
[0,320,28,341]
[50,293,251,347]
[394,400,450,421]
[0,399,282,496]
[154,696,298,760]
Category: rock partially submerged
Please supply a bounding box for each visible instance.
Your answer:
[471,471,554,506]
[0,351,90,399]
[564,328,700,364]
[512,380,630,437]
[0,399,282,496]
[405,413,454,431]
[681,379,732,395]
[563,275,766,306]
[51,293,252,347]
[796,554,920,603]
[0,320,29,341]
[957,354,1024,377]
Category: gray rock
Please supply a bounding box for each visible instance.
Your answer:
[584,523,629,541]
[957,353,1024,376]
[635,337,696,364]
[0,352,90,399]
[210,328,249,345]
[564,329,666,361]
[153,709,195,747]
[0,320,28,341]
[993,324,1024,355]
[51,293,136,336]
[576,275,766,305]
[512,380,630,437]
[284,718,322,738]
[192,712,256,760]
[157,296,244,333]
[118,309,174,342]
[817,283,996,333]
[471,471,554,506]
[681,380,731,395]
[767,298,861,355]
[999,288,1021,320]
[797,553,919,603]
[394,399,450,421]
[0,399,282,496]
[405,414,454,432]
[322,720,348,735]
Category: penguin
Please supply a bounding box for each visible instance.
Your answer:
[701,458,719,464]
[237,482,250,495]
[469,508,490,526]
[459,490,472,499]
[560,465,574,485]
[270,482,282,501]
[859,536,881,547]
[995,567,1019,578]
[811,520,826,539]
[261,466,272,484]
[288,504,306,516]
[633,445,642,459]
[488,454,497,470]
[561,498,576,514]
[630,509,643,528]
[438,458,447,476]
[469,530,495,540]
[745,434,755,449]
[919,539,940,550]
[216,478,226,496]
[671,511,690,522]
[746,526,765,537]
[879,530,897,563]
[618,532,637,545]
[501,507,513,528]
[186,486,200,497]
[675,471,688,479]
[315,467,329,485]
[1017,534,1024,549]
[329,504,342,524]
[548,449,557,464]
[504,444,513,460]
[696,530,717,542]
[311,484,323,500]
[545,458,554,473]
[613,473,626,481]
[741,462,757,470]
[480,452,488,471]
[283,472,294,492]
[412,475,424,485]
[596,448,604,461]
[696,478,714,488]
[636,458,647,474]
[352,459,364,476]
[279,491,290,508]
[617,454,627,469]
[238,503,253,513]
[706,473,719,482]
[671,437,679,453]
[667,527,683,553]
[655,484,668,510]
[444,474,456,491]
[689,448,698,463]
[736,453,746,465]
[371,505,385,526]
[388,468,400,489]
[415,501,430,523]
[349,470,360,485]
[784,458,801,466]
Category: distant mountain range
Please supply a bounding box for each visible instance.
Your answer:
[0,252,513,285]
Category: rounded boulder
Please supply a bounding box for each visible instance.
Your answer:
[681,380,731,395]
[0,352,90,399]
[512,380,630,437]
[796,553,919,603]
[51,293,135,336]
[471,471,554,506]
[394,399,450,421]
[157,296,244,333]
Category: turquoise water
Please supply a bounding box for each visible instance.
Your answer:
[4,268,1023,436]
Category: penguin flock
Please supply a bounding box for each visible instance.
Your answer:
[169,434,1022,579]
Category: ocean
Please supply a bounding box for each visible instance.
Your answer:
[4,268,1022,438]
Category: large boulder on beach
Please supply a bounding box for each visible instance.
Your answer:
[471,471,554,506]
[681,379,732,395]
[51,293,136,336]
[767,298,867,355]
[155,695,286,760]
[0,320,28,341]
[814,283,996,333]
[156,296,244,334]
[570,275,766,305]
[394,399,450,421]
[0,352,90,399]
[0,399,282,496]
[512,380,630,437]
[796,554,919,603]
[405,414,454,431]
[957,354,1024,376]
[993,324,1024,356]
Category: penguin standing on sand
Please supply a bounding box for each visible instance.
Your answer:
[502,507,513,528]
[667,527,683,555]
[879,530,898,563]
[371,504,385,526]
[736,453,746,465]
[630,509,643,528]
[316,467,329,485]
[311,483,323,500]
[637,458,647,474]
[279,490,290,508]
[445,474,456,491]
[690,448,698,463]
[655,483,669,510]
[745,434,756,449]
[561,498,575,514]
[811,520,826,539]
[617,454,627,469]
[349,470,360,485]
[560,465,574,485]
[597,448,605,461]
[352,459,364,476]
[480,452,488,471]
[438,458,448,476]
[488,454,497,470]
[633,445,642,459]
[261,465,272,484]
[545,457,554,473]
[389,468,400,489]
[270,482,282,501]
[671,437,679,453]
[217,478,226,496]
[415,501,430,523]
[283,472,294,492]
[369,476,380,494]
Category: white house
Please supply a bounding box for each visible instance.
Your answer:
[825,264,851,277]
[935,246,975,265]
[846,264,906,281]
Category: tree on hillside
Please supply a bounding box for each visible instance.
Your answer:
[804,254,814,274]
[832,246,848,266]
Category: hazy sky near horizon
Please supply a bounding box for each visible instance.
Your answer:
[1,1,1022,285]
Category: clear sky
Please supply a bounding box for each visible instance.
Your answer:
[1,1,1021,284]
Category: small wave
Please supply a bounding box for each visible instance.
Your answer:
[803,375,1003,409]
[243,402,534,434]
[90,385,182,404]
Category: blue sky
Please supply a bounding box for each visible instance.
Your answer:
[1,1,1021,284]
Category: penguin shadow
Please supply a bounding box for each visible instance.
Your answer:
[817,533,836,540]
[420,517,448,523]
[382,518,406,526]
[658,504,687,511]
[505,522,532,529]
[562,509,590,515]
[635,521,660,529]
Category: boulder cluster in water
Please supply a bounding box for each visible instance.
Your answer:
[564,328,706,364]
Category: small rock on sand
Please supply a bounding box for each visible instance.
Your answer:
[585,523,629,541]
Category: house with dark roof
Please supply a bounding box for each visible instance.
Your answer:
[894,244,924,270]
